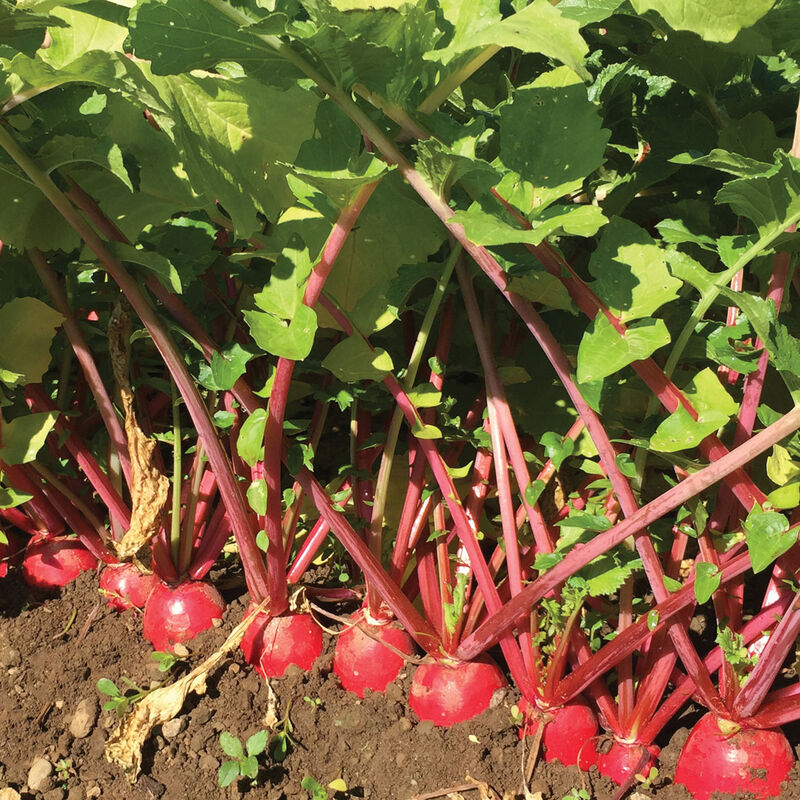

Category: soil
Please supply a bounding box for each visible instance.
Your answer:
[2,571,800,800]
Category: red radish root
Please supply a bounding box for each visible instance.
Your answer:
[142,580,225,652]
[333,610,416,697]
[675,713,793,800]
[409,657,506,726]
[596,740,659,785]
[99,563,159,611]
[22,536,98,591]
[240,606,323,678]
[517,697,599,768]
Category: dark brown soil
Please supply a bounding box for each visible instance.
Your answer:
[2,571,800,800]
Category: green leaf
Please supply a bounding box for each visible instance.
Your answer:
[743,506,795,574]
[288,100,390,211]
[219,732,245,760]
[555,0,624,25]
[108,242,181,293]
[767,483,800,510]
[650,368,739,453]
[0,298,64,385]
[406,383,442,408]
[505,264,577,314]
[706,319,761,374]
[322,336,393,382]
[41,4,128,68]
[640,31,740,94]
[588,218,682,323]
[671,149,772,178]
[240,755,259,780]
[693,561,720,604]
[500,67,610,195]
[129,0,290,77]
[411,420,442,440]
[96,678,121,697]
[154,74,320,236]
[431,0,590,80]
[577,315,671,383]
[579,550,642,596]
[665,250,716,294]
[525,480,546,507]
[246,479,268,516]
[0,487,33,509]
[199,344,256,392]
[534,551,564,571]
[716,153,800,241]
[629,0,776,43]
[237,409,267,468]
[301,776,327,800]
[244,305,317,362]
[555,512,612,532]
[35,134,132,190]
[246,730,269,757]
[318,173,444,333]
[0,164,79,251]
[0,2,66,56]
[540,431,574,470]
[449,203,606,246]
[0,411,58,465]
[656,220,716,251]
[766,444,800,486]
[218,761,240,788]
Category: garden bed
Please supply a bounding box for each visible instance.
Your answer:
[1,573,799,800]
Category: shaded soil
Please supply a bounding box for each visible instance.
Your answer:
[2,571,800,800]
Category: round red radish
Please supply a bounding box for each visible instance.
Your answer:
[596,739,659,785]
[409,657,506,726]
[675,713,793,800]
[240,606,323,678]
[333,610,415,697]
[22,537,98,591]
[99,564,159,611]
[517,697,599,768]
[143,580,225,652]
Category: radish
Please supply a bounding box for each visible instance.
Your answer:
[409,657,506,726]
[333,609,415,697]
[99,563,159,611]
[675,713,793,800]
[22,536,98,591]
[517,697,599,768]
[142,580,225,652]
[240,605,323,678]
[596,739,659,785]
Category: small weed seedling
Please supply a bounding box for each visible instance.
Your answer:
[303,695,322,711]
[54,758,72,788]
[151,650,185,673]
[561,789,591,800]
[97,677,151,716]
[217,730,269,788]
[269,704,297,762]
[635,766,659,790]
[302,776,349,799]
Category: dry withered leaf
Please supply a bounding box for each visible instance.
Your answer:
[108,302,169,560]
[105,600,269,781]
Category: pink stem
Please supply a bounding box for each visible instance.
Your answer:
[27,248,131,484]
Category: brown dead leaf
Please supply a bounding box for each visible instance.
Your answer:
[108,302,169,560]
[105,600,269,780]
